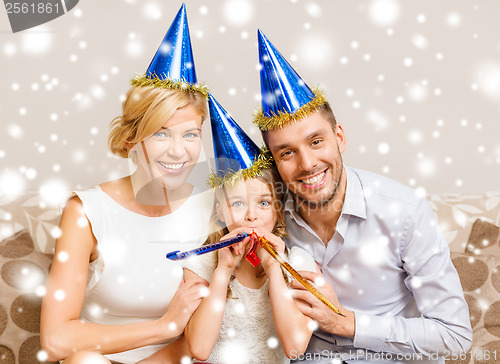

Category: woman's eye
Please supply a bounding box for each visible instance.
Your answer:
[231,201,244,208]
[259,200,271,207]
[153,131,167,138]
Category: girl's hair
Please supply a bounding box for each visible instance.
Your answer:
[108,86,208,158]
[204,165,289,298]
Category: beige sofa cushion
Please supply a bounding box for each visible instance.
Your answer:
[0,229,57,364]
[451,251,500,363]
[428,192,500,253]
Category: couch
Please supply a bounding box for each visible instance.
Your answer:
[1,191,500,363]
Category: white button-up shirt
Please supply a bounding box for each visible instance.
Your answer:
[285,166,472,363]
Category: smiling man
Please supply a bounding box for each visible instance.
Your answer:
[254,30,472,363]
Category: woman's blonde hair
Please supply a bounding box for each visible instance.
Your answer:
[108,86,208,158]
[203,165,289,298]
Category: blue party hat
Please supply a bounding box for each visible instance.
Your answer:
[131,4,208,96]
[253,30,326,130]
[209,94,272,188]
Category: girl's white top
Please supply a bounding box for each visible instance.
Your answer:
[183,246,316,364]
[75,185,213,364]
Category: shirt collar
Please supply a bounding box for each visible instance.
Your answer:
[283,165,367,220]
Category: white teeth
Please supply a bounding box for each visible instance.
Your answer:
[158,161,184,170]
[302,171,325,185]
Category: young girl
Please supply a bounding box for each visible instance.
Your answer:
[182,95,316,364]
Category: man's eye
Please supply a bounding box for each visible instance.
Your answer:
[280,150,292,158]
[311,139,322,146]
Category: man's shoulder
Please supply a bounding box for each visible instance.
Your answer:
[349,166,421,207]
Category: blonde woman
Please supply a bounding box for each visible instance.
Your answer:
[40,5,212,363]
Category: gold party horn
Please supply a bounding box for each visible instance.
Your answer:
[259,237,345,316]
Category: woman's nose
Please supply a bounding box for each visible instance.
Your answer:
[167,138,185,158]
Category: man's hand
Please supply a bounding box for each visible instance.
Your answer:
[290,268,356,339]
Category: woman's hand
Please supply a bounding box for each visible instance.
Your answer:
[159,277,208,337]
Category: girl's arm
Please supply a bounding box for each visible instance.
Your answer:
[184,235,246,361]
[40,196,207,362]
[259,233,313,358]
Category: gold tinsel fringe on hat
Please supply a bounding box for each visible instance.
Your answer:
[130,73,209,97]
[253,88,327,131]
[208,148,273,189]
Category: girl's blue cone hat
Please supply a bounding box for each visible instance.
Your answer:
[131,4,208,96]
[209,93,272,188]
[253,30,326,130]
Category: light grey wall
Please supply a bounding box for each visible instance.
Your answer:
[1,0,499,203]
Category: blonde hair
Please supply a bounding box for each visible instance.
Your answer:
[108,86,208,158]
[204,166,289,298]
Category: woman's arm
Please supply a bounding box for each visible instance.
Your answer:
[184,236,245,361]
[40,196,207,362]
[259,233,313,358]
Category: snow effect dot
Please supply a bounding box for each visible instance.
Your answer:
[0,171,26,201]
[196,30,204,39]
[445,157,453,165]
[58,251,69,263]
[411,34,429,50]
[19,107,27,116]
[73,8,83,17]
[181,356,191,364]
[434,88,442,96]
[90,84,106,100]
[455,179,463,187]
[415,187,427,198]
[378,143,390,155]
[461,119,468,127]
[446,12,462,28]
[37,145,46,154]
[358,145,367,153]
[267,336,279,349]
[11,83,19,91]
[303,22,311,30]
[474,60,500,101]
[8,123,24,139]
[223,0,254,26]
[143,2,161,20]
[369,0,401,27]
[352,101,361,109]
[100,74,108,82]
[37,350,48,361]
[378,74,385,81]
[117,276,126,284]
[432,131,440,138]
[72,149,87,163]
[350,41,359,49]
[69,54,78,62]
[308,320,319,331]
[417,14,426,23]
[39,179,70,207]
[403,58,413,67]
[219,25,226,33]
[52,164,61,172]
[363,53,371,61]
[199,286,209,297]
[235,303,245,314]
[346,88,354,97]
[199,6,208,15]
[51,227,62,238]
[227,328,236,338]
[366,110,388,130]
[21,26,53,55]
[0,151,5,158]
[168,322,177,331]
[340,56,348,65]
[299,34,332,68]
[314,276,325,287]
[417,157,437,178]
[436,53,444,61]
[50,113,58,121]
[54,289,66,301]
[35,286,46,297]
[409,130,423,144]
[408,83,427,102]
[31,83,40,91]
[386,28,394,36]
[411,277,423,289]
[3,42,17,57]
[305,2,322,18]
[396,96,404,104]
[382,166,390,174]
[478,145,485,154]
[25,168,37,180]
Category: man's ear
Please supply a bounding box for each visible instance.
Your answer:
[215,202,225,223]
[335,123,347,154]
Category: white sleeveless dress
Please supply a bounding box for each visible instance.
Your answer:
[75,186,213,363]
[183,246,316,364]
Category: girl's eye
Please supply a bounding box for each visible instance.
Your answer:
[184,132,200,139]
[259,200,271,207]
[231,201,244,208]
